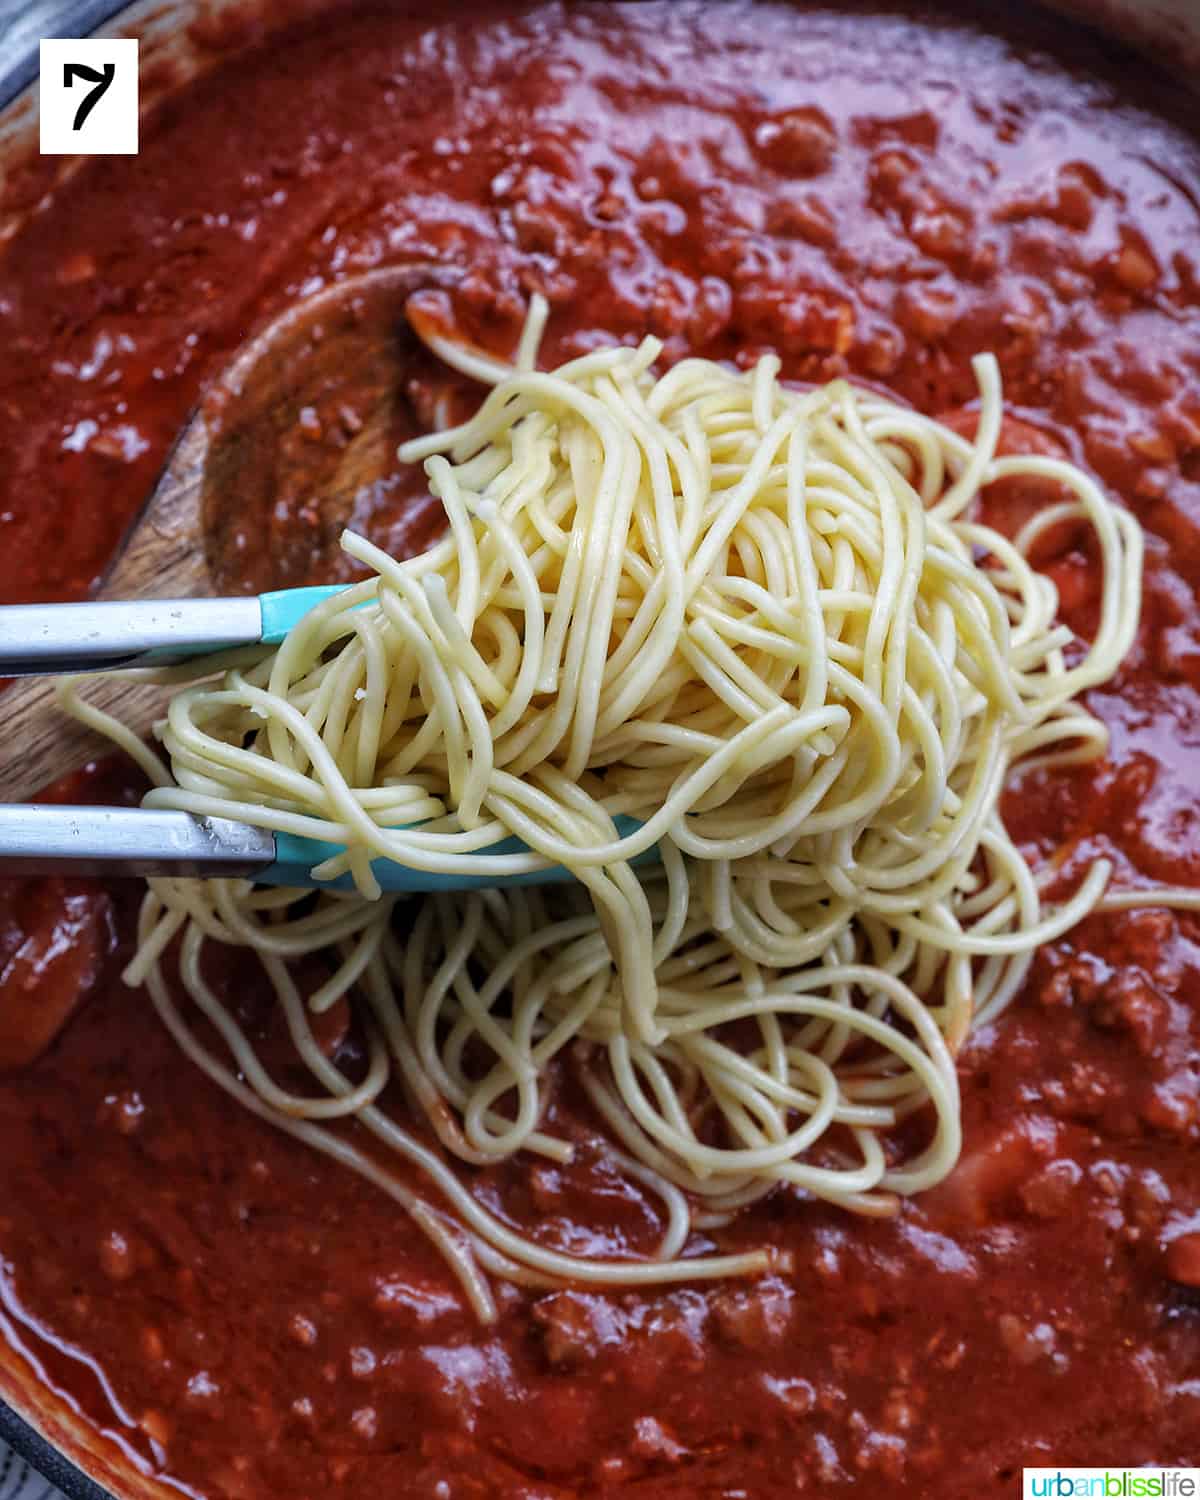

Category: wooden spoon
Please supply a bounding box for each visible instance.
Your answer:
[0,263,459,802]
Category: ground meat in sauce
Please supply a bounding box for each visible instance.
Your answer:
[1,2,1200,1496]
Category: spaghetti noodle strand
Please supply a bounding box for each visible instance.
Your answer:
[64,299,1161,1317]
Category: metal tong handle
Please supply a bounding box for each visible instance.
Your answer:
[0,598,264,675]
[0,807,657,891]
[0,805,275,878]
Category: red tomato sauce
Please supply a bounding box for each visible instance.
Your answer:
[1,3,1199,1495]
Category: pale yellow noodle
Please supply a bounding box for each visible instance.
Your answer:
[61,295,1189,1320]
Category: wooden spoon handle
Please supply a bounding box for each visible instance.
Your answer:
[0,407,214,801]
[1,264,458,802]
[0,674,173,802]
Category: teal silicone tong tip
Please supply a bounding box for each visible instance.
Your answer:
[258,585,351,645]
[262,817,655,893]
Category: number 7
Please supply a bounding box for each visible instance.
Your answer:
[63,62,115,131]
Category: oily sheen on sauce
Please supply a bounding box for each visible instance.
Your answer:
[0,3,1199,1497]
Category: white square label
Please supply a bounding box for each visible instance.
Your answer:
[39,38,138,155]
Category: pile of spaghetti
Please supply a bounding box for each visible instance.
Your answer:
[71,299,1144,1320]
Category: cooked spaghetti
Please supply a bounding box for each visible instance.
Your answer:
[65,299,1148,1321]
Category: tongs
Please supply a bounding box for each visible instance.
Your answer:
[0,591,624,891]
